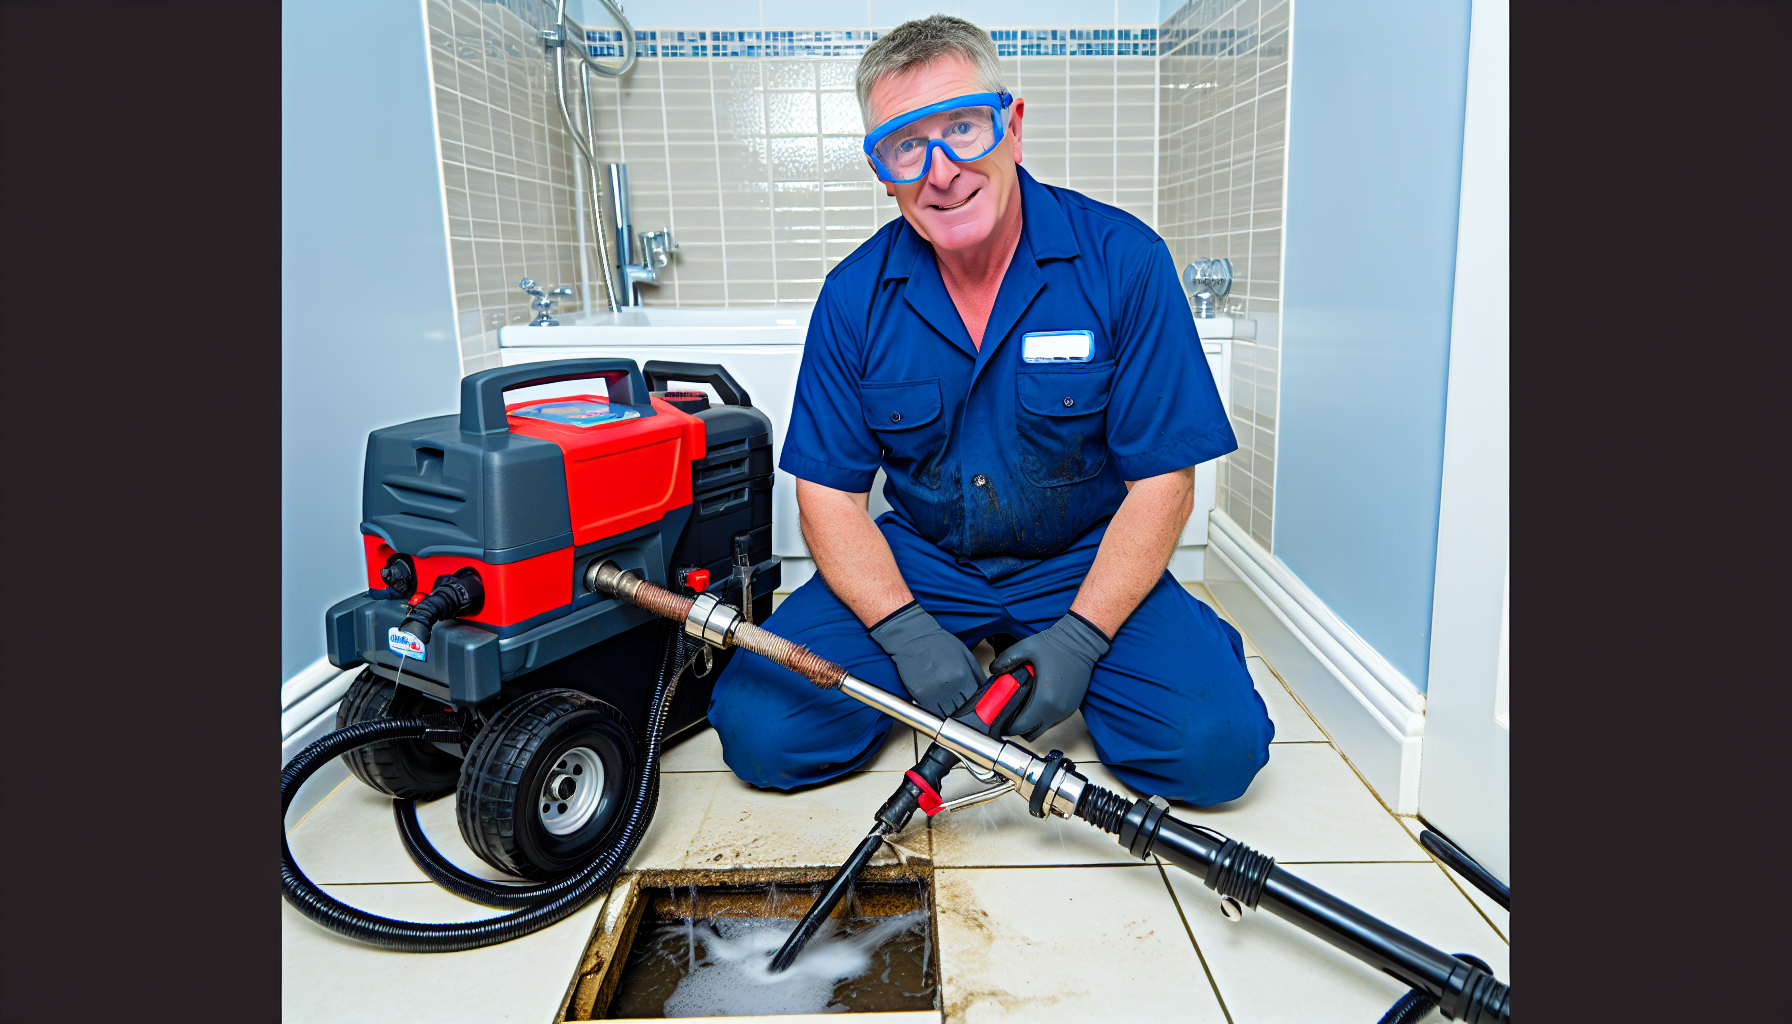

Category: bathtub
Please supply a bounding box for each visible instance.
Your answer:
[498,306,845,590]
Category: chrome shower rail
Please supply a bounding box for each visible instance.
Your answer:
[548,0,639,313]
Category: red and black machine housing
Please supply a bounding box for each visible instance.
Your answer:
[326,358,778,740]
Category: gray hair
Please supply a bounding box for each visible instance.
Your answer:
[855,16,1009,131]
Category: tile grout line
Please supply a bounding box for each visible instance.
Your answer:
[1399,817,1510,944]
[1422,855,1509,944]
[1156,858,1236,1024]
[285,774,354,836]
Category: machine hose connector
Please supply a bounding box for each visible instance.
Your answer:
[399,567,484,643]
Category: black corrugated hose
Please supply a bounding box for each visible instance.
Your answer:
[280,624,684,951]
[1377,953,1495,1024]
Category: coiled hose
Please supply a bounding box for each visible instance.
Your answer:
[280,624,684,950]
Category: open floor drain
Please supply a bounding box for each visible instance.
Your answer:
[564,876,938,1020]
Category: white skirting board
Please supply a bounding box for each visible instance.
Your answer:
[282,657,362,831]
[1203,511,1427,812]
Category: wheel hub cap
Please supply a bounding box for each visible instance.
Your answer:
[538,746,604,835]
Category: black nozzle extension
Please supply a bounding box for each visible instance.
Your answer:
[770,743,959,975]
[399,568,485,643]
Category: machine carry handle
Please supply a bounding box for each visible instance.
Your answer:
[642,360,753,408]
[460,358,653,436]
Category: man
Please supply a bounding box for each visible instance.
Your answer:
[708,15,1273,806]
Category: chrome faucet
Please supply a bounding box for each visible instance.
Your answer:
[607,162,677,306]
[1183,258,1234,318]
[519,279,575,325]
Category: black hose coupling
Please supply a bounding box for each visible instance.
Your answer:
[1205,837,1275,911]
[399,567,485,643]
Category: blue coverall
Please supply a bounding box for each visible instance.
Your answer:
[709,167,1274,806]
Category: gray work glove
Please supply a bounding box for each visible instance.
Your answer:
[991,612,1111,740]
[868,601,985,719]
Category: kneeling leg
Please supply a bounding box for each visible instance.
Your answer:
[706,576,907,790]
[1079,577,1274,806]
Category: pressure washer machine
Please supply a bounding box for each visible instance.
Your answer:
[286,358,775,923]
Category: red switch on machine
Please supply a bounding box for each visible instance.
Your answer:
[682,568,710,593]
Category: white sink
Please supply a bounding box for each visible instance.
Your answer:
[1190,316,1256,340]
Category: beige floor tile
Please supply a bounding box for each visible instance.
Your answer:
[1249,657,1326,743]
[1173,743,1425,863]
[1167,862,1509,1022]
[281,879,611,1023]
[935,865,1226,1023]
[682,769,926,870]
[1398,816,1510,940]
[629,771,724,870]
[657,723,733,772]
[287,781,521,885]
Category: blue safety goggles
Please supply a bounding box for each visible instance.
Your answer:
[863,91,1014,184]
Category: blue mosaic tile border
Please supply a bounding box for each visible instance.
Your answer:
[579,26,1159,60]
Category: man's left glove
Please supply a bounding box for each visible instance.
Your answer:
[990,612,1111,740]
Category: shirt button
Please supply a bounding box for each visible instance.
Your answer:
[1062,397,1075,407]
[973,473,988,487]
[890,411,902,423]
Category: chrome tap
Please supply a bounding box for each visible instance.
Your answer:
[607,162,676,305]
[519,279,575,325]
[1183,258,1234,318]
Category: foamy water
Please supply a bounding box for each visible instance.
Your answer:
[660,912,929,1017]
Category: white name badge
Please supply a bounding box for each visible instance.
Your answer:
[1021,330,1094,363]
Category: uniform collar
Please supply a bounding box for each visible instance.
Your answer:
[880,164,1080,283]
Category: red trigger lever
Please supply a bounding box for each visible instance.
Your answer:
[974,664,1035,727]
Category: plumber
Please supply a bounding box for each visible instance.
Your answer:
[709,15,1274,806]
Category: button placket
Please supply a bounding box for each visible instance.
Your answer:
[972,473,988,487]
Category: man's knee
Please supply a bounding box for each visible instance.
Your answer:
[707,644,891,791]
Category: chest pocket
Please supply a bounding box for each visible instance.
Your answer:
[861,378,950,489]
[1015,362,1115,487]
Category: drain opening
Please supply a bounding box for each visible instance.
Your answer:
[565,876,937,1020]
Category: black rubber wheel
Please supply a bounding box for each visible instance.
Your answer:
[456,689,636,881]
[334,668,462,800]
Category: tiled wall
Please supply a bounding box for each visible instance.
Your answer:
[575,28,1160,310]
[426,0,594,374]
[421,0,1165,368]
[1157,0,1289,550]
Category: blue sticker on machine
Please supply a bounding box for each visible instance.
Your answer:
[1021,330,1095,362]
[509,400,642,429]
[388,627,426,661]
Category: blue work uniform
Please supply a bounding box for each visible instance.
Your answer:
[708,166,1274,805]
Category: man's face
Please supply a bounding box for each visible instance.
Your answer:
[866,55,1025,255]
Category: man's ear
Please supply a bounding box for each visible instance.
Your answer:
[1008,96,1025,165]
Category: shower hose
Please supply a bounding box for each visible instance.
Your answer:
[279,625,687,952]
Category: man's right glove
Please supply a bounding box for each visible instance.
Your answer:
[991,612,1111,740]
[867,601,985,719]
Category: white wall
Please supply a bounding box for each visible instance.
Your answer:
[282,0,464,686]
